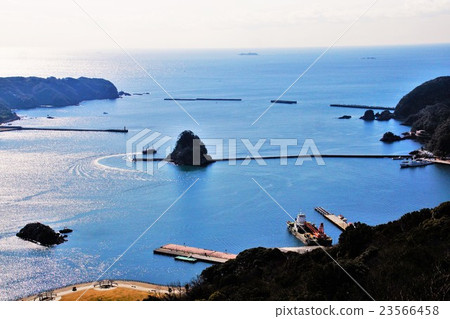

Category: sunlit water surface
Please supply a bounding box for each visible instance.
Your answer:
[0,46,450,300]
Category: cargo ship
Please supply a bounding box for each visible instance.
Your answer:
[287,213,332,246]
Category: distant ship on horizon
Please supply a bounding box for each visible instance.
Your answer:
[238,52,258,56]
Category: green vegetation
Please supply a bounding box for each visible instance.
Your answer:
[0,104,19,123]
[0,76,118,109]
[169,130,213,166]
[394,76,450,156]
[186,202,450,301]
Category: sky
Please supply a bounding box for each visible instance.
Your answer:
[1,0,450,51]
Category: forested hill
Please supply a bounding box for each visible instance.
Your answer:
[186,202,450,301]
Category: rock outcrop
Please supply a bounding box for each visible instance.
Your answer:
[375,110,394,121]
[360,110,375,121]
[169,130,213,166]
[380,131,402,143]
[338,115,351,119]
[17,222,66,246]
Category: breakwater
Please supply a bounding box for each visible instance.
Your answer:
[330,104,395,110]
[164,98,242,101]
[133,154,412,162]
[2,126,128,133]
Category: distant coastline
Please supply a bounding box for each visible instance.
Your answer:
[0,76,119,124]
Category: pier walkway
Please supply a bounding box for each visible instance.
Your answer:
[154,244,237,264]
[315,207,350,231]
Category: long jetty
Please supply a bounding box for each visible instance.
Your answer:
[2,126,128,133]
[133,154,412,162]
[164,98,242,101]
[154,244,237,264]
[271,100,297,104]
[330,104,395,111]
[315,207,350,231]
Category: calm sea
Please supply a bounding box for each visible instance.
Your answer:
[0,45,449,300]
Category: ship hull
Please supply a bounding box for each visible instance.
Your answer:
[287,222,332,247]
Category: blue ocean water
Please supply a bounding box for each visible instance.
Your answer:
[0,45,450,300]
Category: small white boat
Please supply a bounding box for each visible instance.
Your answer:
[400,159,433,168]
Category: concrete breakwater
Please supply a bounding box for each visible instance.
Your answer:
[330,104,395,111]
[133,154,412,162]
[164,98,242,101]
[2,126,128,133]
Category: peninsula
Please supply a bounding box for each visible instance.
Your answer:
[392,76,450,157]
[0,76,119,123]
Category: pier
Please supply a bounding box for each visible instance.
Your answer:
[154,244,237,264]
[330,104,395,111]
[2,126,128,133]
[314,207,350,231]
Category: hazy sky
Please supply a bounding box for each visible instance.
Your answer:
[1,0,450,50]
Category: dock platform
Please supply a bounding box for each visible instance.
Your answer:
[314,207,350,231]
[154,244,237,264]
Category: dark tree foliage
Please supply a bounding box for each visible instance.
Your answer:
[393,77,450,156]
[0,76,119,110]
[169,130,213,166]
[186,202,450,301]
[395,76,450,119]
[0,104,19,123]
[427,117,450,157]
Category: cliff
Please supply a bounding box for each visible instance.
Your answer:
[186,202,450,301]
[0,76,119,111]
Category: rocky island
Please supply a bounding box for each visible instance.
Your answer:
[169,130,214,166]
[0,76,119,124]
[380,131,402,143]
[16,222,66,246]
